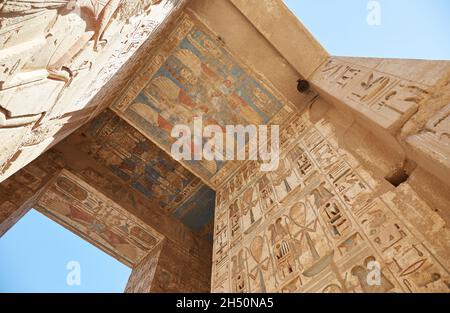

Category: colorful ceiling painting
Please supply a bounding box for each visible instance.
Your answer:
[173,184,215,240]
[112,13,293,189]
[79,110,215,240]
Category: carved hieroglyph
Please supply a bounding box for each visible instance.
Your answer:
[211,113,450,293]
[36,170,164,266]
[406,104,450,184]
[311,58,431,133]
[111,12,294,189]
[0,0,184,183]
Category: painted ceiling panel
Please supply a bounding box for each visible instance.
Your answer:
[173,184,215,232]
[79,110,215,240]
[112,13,293,189]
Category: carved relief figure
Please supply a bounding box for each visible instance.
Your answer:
[320,199,352,240]
[258,175,277,213]
[231,249,247,293]
[212,114,450,293]
[288,145,315,180]
[247,236,271,292]
[229,200,242,243]
[328,161,368,205]
[121,19,287,182]
[269,158,301,202]
[240,186,263,234]
[268,217,297,284]
[0,0,172,181]
[288,202,334,279]
[309,181,334,209]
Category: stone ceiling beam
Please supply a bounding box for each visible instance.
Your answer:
[0,0,190,183]
[228,0,329,79]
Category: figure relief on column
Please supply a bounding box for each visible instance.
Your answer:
[0,0,127,176]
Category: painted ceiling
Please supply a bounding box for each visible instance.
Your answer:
[79,110,215,240]
[112,13,293,189]
[65,13,297,242]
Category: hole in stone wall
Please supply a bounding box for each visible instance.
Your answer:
[385,169,409,187]
[384,160,416,187]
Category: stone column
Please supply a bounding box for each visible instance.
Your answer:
[0,151,64,236]
[125,244,162,293]
[126,239,211,293]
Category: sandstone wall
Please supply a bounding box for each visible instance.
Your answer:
[310,57,450,224]
[0,0,188,183]
[211,110,450,293]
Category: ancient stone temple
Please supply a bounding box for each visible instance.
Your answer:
[1,0,449,293]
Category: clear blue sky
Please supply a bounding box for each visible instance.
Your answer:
[0,210,131,292]
[1,1,449,293]
[285,0,450,60]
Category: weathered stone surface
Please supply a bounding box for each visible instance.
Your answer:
[229,0,329,79]
[211,113,450,293]
[406,103,450,188]
[48,130,213,266]
[310,57,443,134]
[125,243,162,292]
[188,0,319,111]
[125,238,211,292]
[0,0,188,183]
[0,151,65,236]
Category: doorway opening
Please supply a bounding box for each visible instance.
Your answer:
[0,209,131,292]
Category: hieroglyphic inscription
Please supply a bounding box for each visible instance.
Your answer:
[211,112,450,293]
